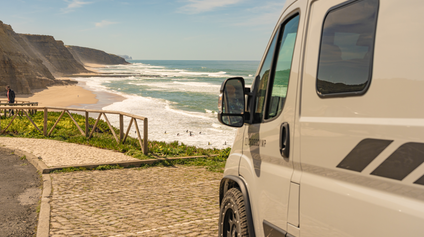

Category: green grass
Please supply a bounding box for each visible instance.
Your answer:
[1,111,230,172]
[51,167,88,173]
[51,165,124,173]
[135,155,229,173]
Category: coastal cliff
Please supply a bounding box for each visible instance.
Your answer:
[66,45,129,65]
[0,21,128,96]
[0,21,58,94]
[20,34,91,76]
[0,20,129,94]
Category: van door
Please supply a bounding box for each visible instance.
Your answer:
[238,1,305,235]
[300,0,424,236]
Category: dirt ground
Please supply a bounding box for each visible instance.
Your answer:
[0,147,42,237]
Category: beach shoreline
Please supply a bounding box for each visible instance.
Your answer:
[9,60,243,149]
[15,64,126,109]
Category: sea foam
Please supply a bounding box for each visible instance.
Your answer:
[72,61,256,149]
[102,95,236,149]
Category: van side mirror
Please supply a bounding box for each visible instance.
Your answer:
[218,77,245,127]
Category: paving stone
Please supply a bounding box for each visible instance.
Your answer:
[49,166,222,236]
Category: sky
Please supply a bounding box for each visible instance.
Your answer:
[0,0,287,60]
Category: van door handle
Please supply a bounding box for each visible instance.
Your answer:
[280,122,290,158]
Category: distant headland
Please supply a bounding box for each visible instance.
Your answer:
[0,20,129,94]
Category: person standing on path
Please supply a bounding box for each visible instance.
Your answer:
[5,85,15,115]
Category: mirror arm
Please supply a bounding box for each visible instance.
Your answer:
[244,89,254,124]
[244,112,250,121]
[244,87,251,94]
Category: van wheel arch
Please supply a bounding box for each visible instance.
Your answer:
[219,176,256,237]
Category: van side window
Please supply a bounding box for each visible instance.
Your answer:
[253,29,279,123]
[266,15,299,119]
[316,0,379,96]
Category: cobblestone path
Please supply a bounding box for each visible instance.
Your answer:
[49,166,222,236]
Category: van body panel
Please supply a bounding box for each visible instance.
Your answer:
[239,124,295,234]
[287,182,300,226]
[232,121,245,153]
[223,126,245,176]
[299,0,424,236]
[300,171,424,237]
[237,1,307,235]
[220,0,424,236]
[224,152,242,177]
[371,0,424,119]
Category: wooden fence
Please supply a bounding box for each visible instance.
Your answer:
[0,99,37,104]
[0,106,149,154]
[0,100,39,116]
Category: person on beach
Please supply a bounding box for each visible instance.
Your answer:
[5,85,15,115]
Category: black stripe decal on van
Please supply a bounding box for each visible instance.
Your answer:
[371,143,424,181]
[337,139,393,172]
[414,175,424,186]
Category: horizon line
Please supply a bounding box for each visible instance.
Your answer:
[127,59,261,61]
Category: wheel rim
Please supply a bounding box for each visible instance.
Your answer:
[222,204,240,237]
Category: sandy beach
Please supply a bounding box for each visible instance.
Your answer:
[14,67,126,109]
[16,84,99,107]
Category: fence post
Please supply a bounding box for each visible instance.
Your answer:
[143,118,148,154]
[85,111,89,137]
[43,108,47,136]
[119,114,124,143]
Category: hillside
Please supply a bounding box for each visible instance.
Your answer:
[0,20,130,94]
[67,45,129,65]
[20,34,91,76]
[0,21,58,93]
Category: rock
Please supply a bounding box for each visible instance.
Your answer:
[0,20,128,94]
[20,34,91,76]
[118,54,132,60]
[66,45,129,65]
[0,21,57,94]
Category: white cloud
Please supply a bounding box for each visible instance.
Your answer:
[62,0,91,13]
[236,1,286,26]
[95,20,117,28]
[178,0,243,14]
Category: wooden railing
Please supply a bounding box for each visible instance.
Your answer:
[0,100,39,116]
[0,106,149,154]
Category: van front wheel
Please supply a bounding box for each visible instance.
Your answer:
[219,188,248,237]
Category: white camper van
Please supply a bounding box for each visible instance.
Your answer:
[217,0,424,236]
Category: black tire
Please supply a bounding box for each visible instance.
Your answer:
[219,188,249,237]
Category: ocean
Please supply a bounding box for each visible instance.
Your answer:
[73,60,259,149]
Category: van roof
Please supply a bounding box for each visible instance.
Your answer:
[283,0,299,10]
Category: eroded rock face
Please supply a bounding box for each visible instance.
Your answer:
[0,20,127,94]
[20,34,91,76]
[66,45,129,65]
[0,21,57,94]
